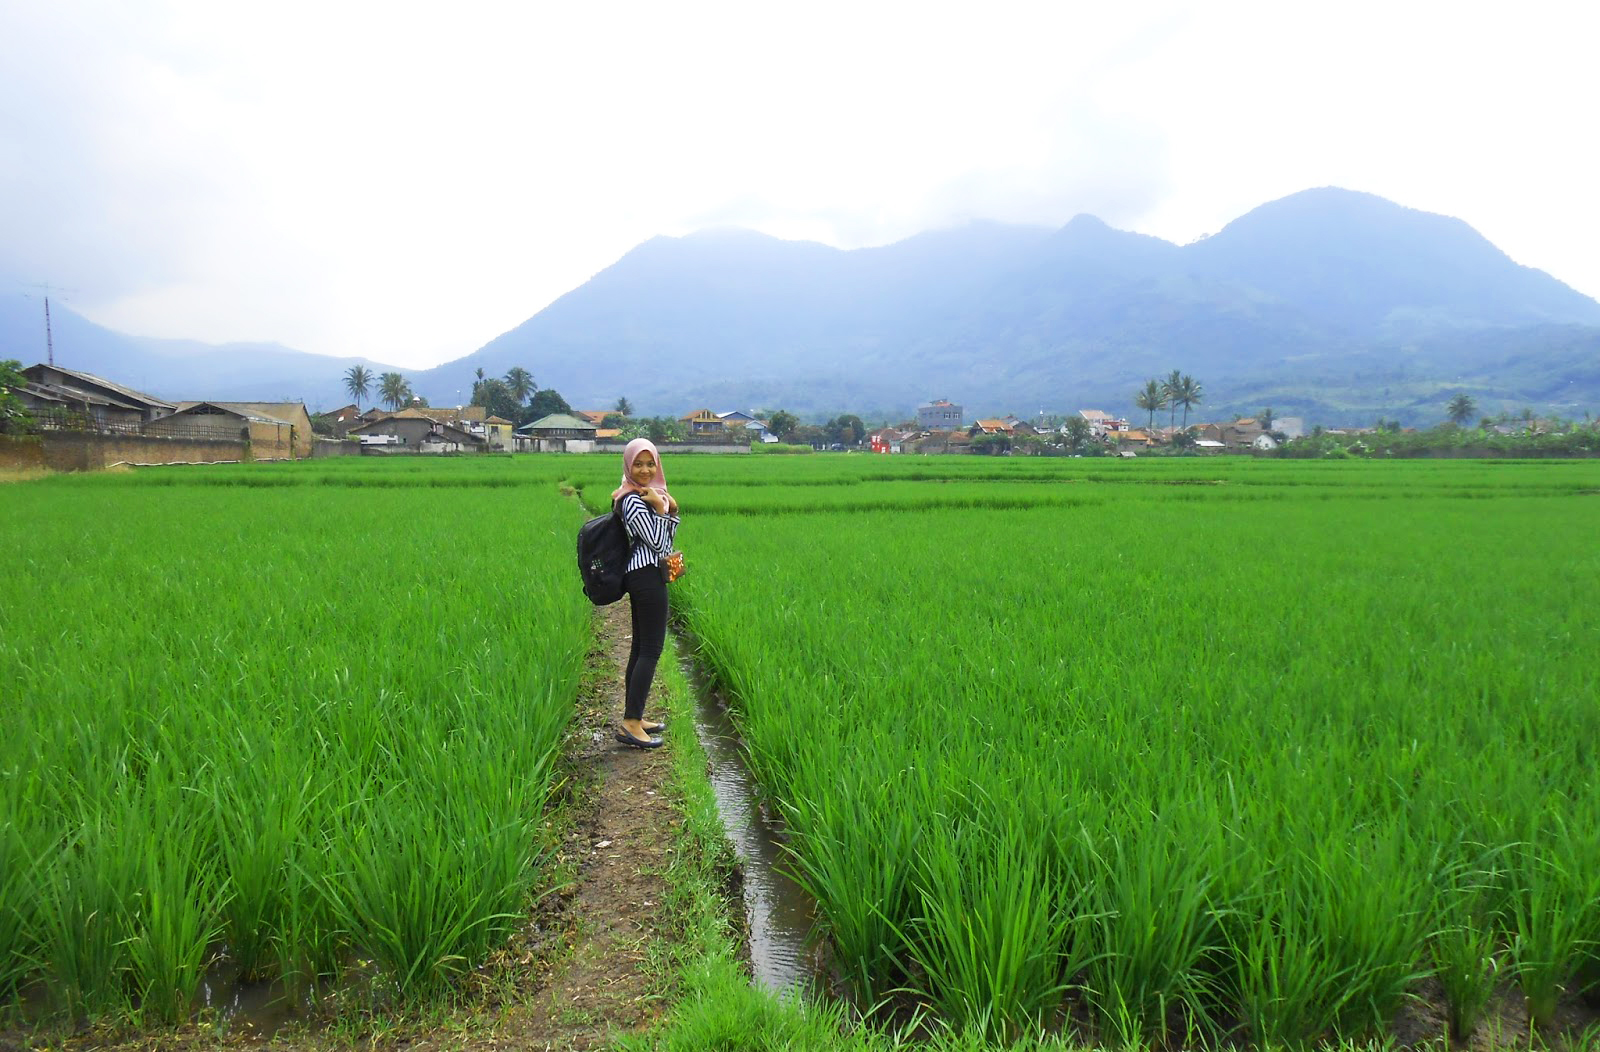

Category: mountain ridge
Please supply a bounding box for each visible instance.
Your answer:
[6,187,1598,426]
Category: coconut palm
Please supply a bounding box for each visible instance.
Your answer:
[1135,379,1167,430]
[1447,393,1476,426]
[504,367,536,405]
[1175,375,1204,428]
[343,365,373,407]
[378,372,411,411]
[1161,369,1184,429]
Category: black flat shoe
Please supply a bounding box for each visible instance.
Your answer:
[615,730,664,749]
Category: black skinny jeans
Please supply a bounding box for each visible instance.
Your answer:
[623,565,668,721]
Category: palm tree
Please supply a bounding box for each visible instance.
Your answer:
[343,365,372,407]
[1161,369,1184,429]
[614,396,634,417]
[1446,393,1476,426]
[1175,375,1203,428]
[504,367,536,405]
[1134,379,1167,430]
[378,372,411,411]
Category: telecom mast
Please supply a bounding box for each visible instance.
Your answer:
[27,283,73,366]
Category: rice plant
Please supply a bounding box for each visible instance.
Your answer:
[0,461,589,1025]
[906,817,1078,1042]
[663,455,1600,1040]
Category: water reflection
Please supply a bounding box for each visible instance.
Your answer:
[679,650,821,992]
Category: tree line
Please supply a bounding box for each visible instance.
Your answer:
[1133,370,1204,430]
[339,364,576,427]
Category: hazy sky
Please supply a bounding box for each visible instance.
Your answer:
[3,1,1597,369]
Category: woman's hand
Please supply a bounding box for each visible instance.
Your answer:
[640,487,668,514]
[665,495,679,516]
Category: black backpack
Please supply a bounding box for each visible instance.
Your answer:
[577,509,629,605]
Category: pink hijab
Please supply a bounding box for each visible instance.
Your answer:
[610,437,670,503]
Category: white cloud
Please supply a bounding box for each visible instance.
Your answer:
[2,0,1597,369]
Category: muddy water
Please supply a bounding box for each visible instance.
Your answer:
[678,649,821,993]
[196,964,301,1034]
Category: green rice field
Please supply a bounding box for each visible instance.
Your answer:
[575,454,1600,1045]
[4,453,1599,1046]
[1,457,589,1023]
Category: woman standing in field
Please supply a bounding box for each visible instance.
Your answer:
[613,438,678,748]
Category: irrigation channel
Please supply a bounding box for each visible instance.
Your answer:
[678,640,822,992]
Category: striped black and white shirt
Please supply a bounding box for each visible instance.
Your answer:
[619,492,679,574]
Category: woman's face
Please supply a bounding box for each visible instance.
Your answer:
[629,450,658,487]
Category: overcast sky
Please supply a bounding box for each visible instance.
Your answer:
[3,1,1597,369]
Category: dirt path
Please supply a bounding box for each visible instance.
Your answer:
[458,599,682,1051]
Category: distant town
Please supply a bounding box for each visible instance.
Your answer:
[3,360,1597,473]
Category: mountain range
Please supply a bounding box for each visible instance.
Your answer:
[6,187,1599,428]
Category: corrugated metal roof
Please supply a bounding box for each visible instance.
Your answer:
[176,401,304,423]
[18,381,110,406]
[521,413,597,432]
[25,378,145,410]
[27,366,175,410]
[166,402,291,425]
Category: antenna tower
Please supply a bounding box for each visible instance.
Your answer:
[25,283,76,367]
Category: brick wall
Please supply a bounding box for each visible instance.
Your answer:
[0,432,251,471]
[311,439,359,458]
[0,436,46,471]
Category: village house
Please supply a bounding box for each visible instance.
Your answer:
[868,427,907,453]
[483,416,515,450]
[144,402,300,458]
[350,408,484,453]
[969,418,1015,436]
[1077,410,1130,439]
[680,408,723,435]
[173,401,315,458]
[18,364,176,429]
[412,405,487,426]
[406,405,508,448]
[716,410,773,441]
[418,422,481,453]
[1112,428,1156,451]
[517,412,599,452]
[917,399,964,431]
[906,429,972,454]
[319,403,365,438]
[1193,418,1270,453]
[575,410,630,444]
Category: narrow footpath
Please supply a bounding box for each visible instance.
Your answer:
[465,598,683,1051]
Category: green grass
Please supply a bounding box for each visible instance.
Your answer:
[0,461,589,1026]
[7,453,1599,1049]
[658,454,1600,1046]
